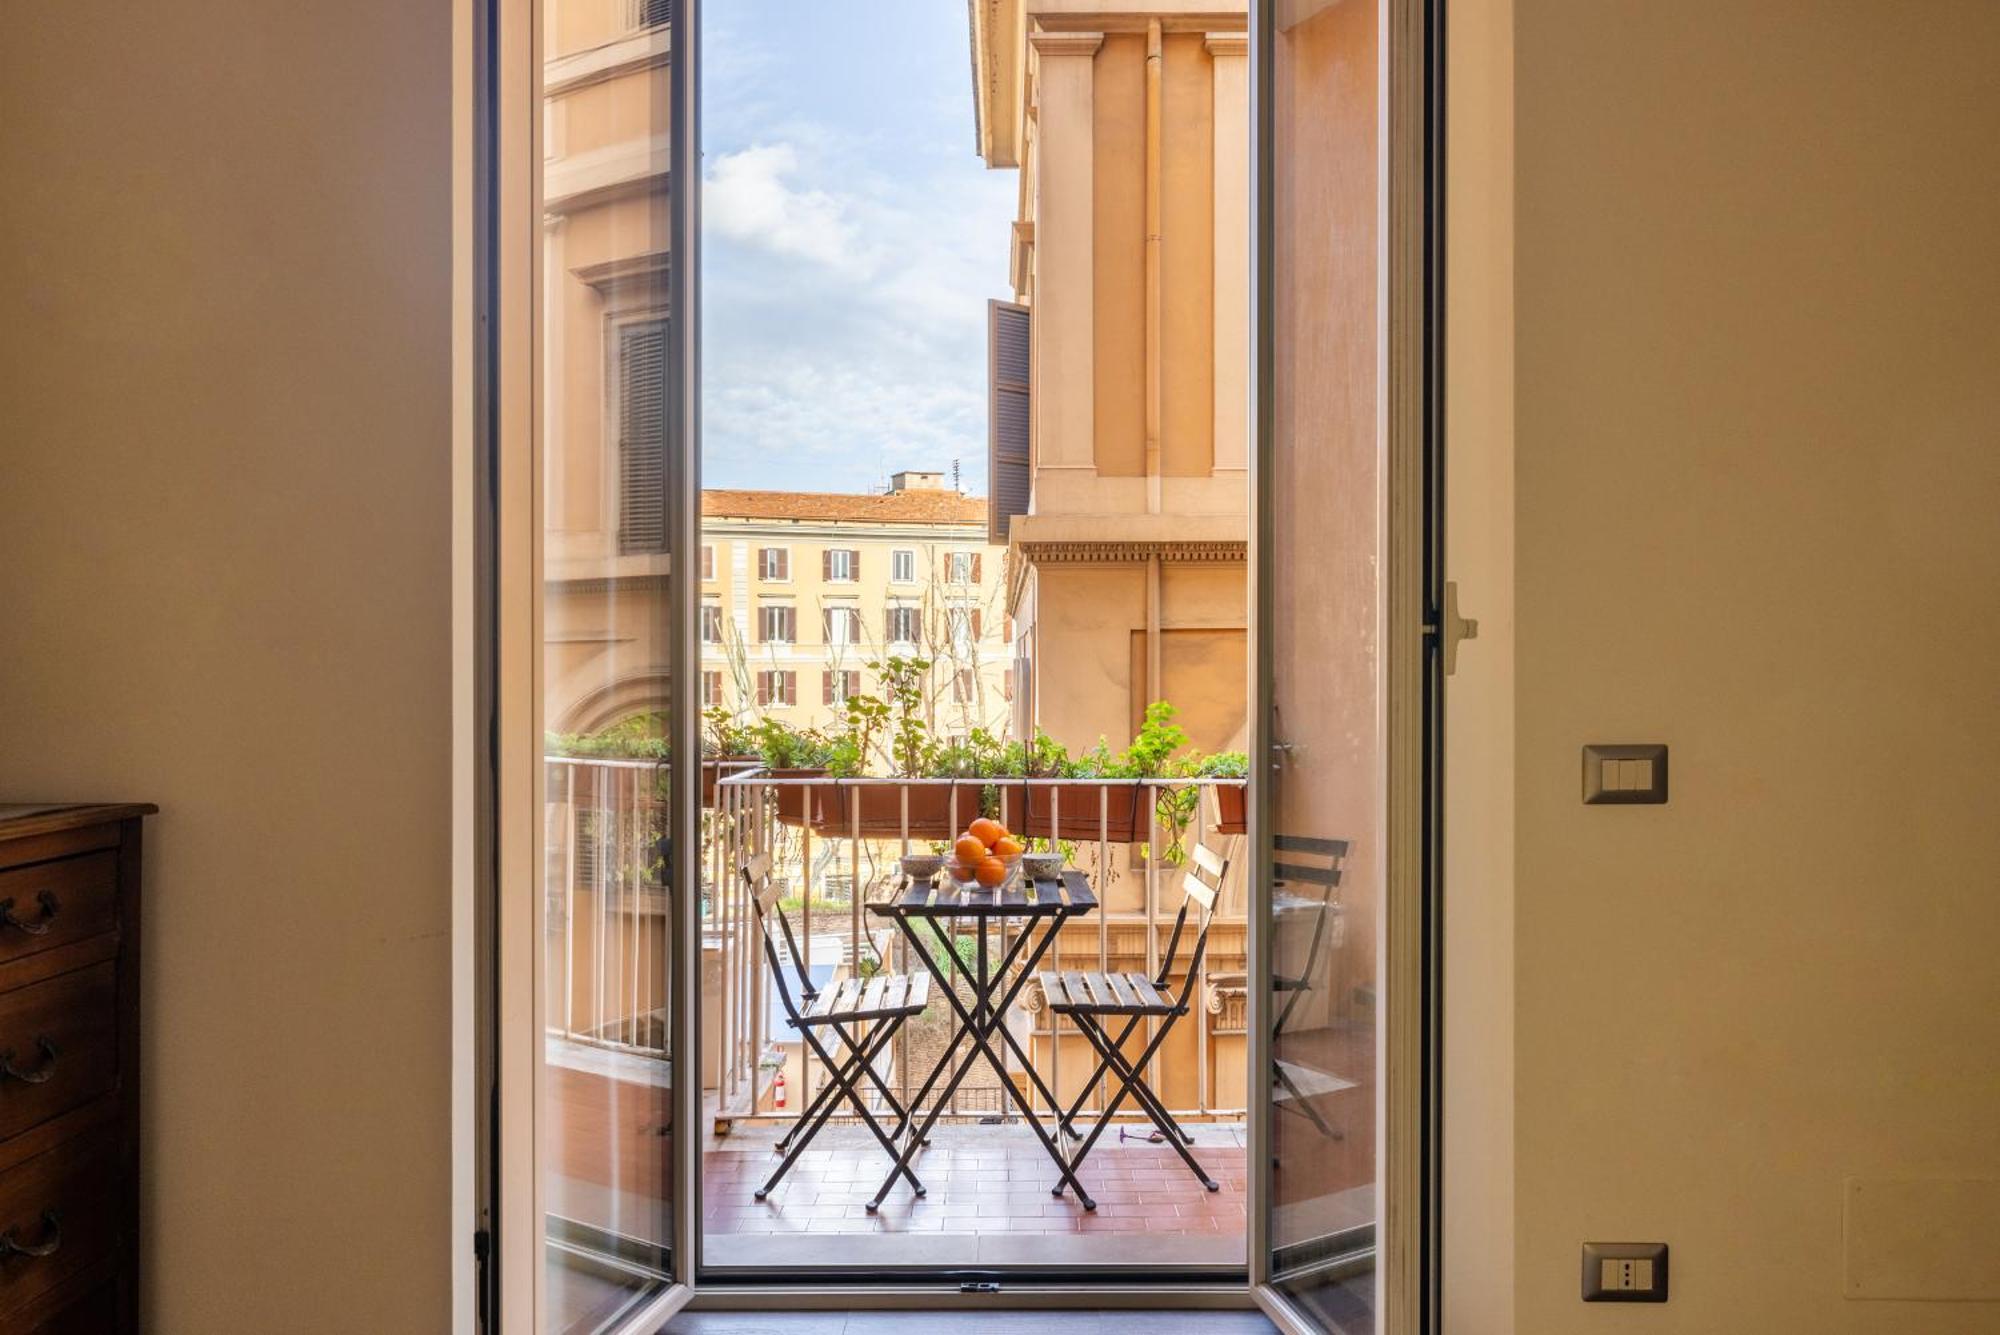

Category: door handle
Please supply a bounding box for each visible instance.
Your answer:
[1442,581,1479,676]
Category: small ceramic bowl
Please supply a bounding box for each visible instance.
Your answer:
[900,853,944,882]
[1022,852,1064,882]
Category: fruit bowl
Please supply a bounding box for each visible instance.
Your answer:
[945,850,1022,891]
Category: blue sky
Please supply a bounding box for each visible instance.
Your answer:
[700,3,1017,496]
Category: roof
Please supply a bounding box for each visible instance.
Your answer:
[702,488,987,527]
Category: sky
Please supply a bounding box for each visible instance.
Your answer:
[700,2,1018,497]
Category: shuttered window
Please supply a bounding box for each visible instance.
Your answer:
[988,300,1030,545]
[756,671,795,707]
[757,547,790,581]
[823,549,859,582]
[616,319,668,553]
[822,670,861,706]
[885,606,921,645]
[700,671,722,706]
[949,551,982,584]
[824,606,858,645]
[758,604,795,643]
[700,605,724,644]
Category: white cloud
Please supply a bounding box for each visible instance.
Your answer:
[704,144,857,269]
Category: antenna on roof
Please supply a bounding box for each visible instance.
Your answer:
[952,458,961,493]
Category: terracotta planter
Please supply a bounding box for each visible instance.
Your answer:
[765,769,831,828]
[1019,780,1151,843]
[700,756,759,808]
[1210,782,1247,835]
[808,781,1026,839]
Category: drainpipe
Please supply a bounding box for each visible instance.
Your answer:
[1144,17,1164,517]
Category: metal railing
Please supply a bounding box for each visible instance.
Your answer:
[709,770,1250,1126]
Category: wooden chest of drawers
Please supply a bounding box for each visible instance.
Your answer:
[0,806,151,1334]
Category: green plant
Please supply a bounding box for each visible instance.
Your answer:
[1118,700,1189,777]
[751,717,832,771]
[702,705,755,758]
[824,692,891,777]
[544,712,670,760]
[874,656,937,776]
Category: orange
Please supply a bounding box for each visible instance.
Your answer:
[968,817,1006,848]
[973,856,1008,888]
[992,836,1023,859]
[953,834,988,864]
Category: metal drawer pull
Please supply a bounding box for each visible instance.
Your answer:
[0,891,59,937]
[0,1210,60,1260]
[0,1037,58,1085]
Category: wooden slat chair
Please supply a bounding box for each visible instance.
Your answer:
[741,853,932,1202]
[1036,842,1230,1205]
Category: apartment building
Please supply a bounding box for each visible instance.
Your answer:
[972,0,1251,756]
[698,475,1013,736]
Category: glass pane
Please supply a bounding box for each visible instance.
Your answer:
[1266,0,1382,1327]
[539,0,676,1324]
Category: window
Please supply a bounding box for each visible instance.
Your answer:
[614,318,668,553]
[700,604,724,644]
[948,551,982,584]
[701,544,715,580]
[823,548,858,582]
[1003,667,1014,701]
[885,605,921,645]
[822,670,861,706]
[823,605,858,646]
[758,604,795,644]
[948,605,977,652]
[757,547,790,581]
[700,671,723,706]
[891,549,916,584]
[952,668,976,704]
[632,0,672,29]
[755,670,795,707]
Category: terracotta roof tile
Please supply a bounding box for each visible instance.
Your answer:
[701,488,987,527]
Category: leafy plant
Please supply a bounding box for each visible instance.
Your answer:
[824,692,891,778]
[545,712,670,760]
[702,705,755,758]
[752,717,832,771]
[874,656,937,776]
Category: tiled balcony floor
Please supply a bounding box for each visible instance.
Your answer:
[702,1120,1247,1269]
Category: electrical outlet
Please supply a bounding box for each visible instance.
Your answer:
[1582,1242,1669,1303]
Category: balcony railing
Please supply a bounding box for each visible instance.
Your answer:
[541,756,1252,1128]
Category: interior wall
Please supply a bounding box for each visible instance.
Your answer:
[1511,3,2000,1332]
[0,2,453,1330]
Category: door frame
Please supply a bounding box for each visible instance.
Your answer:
[1245,0,1442,1331]
[471,0,1444,1323]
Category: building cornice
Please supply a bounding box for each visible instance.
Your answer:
[1016,539,1247,566]
[544,29,671,99]
[1029,31,1105,57]
[1204,31,1248,56]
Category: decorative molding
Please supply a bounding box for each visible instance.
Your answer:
[543,29,671,99]
[1205,31,1249,57]
[1016,539,1247,566]
[1029,30,1105,58]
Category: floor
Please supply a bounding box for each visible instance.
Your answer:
[661,1312,1277,1334]
[701,1119,1247,1269]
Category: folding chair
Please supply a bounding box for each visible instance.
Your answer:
[742,854,932,1201]
[1268,835,1351,1141]
[1037,842,1229,1208]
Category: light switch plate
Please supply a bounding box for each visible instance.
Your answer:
[1583,744,1669,804]
[1582,1242,1669,1302]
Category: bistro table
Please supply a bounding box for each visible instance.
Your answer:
[864,868,1102,1211]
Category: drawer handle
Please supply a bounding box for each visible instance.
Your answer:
[0,1037,57,1085]
[0,891,59,937]
[0,1210,60,1260]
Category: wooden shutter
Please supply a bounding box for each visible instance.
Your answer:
[987,300,1031,545]
[822,550,832,580]
[971,553,983,582]
[822,671,834,705]
[845,670,860,700]
[617,319,668,552]
[971,608,983,639]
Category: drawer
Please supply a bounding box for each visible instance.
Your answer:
[0,968,118,1145]
[0,1132,119,1323]
[0,857,117,971]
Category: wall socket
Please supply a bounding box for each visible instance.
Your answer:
[1582,1242,1669,1303]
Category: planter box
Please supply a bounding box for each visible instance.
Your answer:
[1020,780,1152,844]
[807,781,1024,840]
[764,769,831,828]
[700,757,759,808]
[1210,782,1247,835]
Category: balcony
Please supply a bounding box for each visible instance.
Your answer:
[544,756,1264,1268]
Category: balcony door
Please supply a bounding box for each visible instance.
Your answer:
[1249,0,1436,1331]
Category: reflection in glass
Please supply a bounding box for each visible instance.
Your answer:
[1266,0,1382,1327]
[539,0,675,1325]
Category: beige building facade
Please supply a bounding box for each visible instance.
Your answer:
[972,0,1251,757]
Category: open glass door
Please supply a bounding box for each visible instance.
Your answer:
[1251,0,1432,1330]
[525,0,697,1327]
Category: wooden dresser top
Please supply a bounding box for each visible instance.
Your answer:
[0,804,157,843]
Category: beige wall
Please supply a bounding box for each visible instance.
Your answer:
[0,2,452,1332]
[1502,2,2000,1332]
